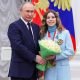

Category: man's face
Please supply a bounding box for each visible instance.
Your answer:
[20,3,35,22]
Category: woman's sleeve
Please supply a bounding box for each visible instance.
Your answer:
[56,30,74,61]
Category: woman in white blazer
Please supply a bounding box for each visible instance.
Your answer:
[40,9,74,80]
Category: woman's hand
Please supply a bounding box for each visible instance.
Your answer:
[46,55,56,61]
[46,55,56,66]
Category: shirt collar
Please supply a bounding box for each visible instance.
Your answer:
[20,17,28,25]
[20,17,31,29]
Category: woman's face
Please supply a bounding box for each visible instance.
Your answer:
[46,12,56,27]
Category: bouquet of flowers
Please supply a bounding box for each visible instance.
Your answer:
[36,39,61,71]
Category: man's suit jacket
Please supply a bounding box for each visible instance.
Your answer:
[8,19,40,78]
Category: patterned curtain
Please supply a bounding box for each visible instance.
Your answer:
[0,0,27,80]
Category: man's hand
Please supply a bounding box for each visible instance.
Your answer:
[35,55,46,65]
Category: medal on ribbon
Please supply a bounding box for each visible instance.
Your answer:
[57,39,63,45]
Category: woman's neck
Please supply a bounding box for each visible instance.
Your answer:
[48,25,56,32]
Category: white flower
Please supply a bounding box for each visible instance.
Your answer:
[39,39,61,54]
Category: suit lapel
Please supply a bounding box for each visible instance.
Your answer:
[18,19,35,44]
[18,19,29,32]
[31,23,37,44]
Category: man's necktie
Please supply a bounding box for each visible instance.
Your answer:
[27,22,33,37]
[27,22,35,45]
[27,22,35,46]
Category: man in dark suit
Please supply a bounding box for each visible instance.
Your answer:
[8,2,46,80]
